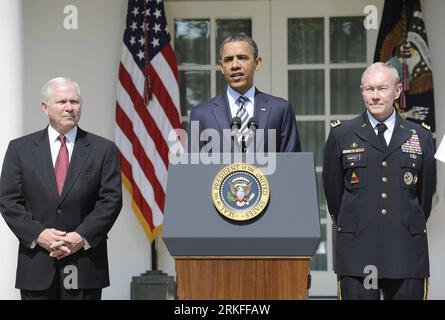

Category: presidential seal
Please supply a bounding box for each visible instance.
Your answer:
[211,163,270,222]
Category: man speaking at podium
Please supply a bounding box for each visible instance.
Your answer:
[188,33,301,153]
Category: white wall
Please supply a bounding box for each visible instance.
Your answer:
[0,0,23,300]
[422,0,445,300]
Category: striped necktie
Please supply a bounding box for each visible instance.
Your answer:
[236,95,249,136]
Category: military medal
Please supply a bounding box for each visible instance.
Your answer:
[401,134,422,154]
[404,172,414,185]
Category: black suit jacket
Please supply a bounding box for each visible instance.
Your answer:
[188,89,301,152]
[0,127,122,290]
[322,112,436,278]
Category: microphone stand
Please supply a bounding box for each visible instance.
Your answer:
[241,136,246,153]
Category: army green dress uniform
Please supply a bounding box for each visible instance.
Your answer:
[323,111,436,299]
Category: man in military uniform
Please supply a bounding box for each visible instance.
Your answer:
[323,62,436,299]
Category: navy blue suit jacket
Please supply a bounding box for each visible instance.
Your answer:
[188,89,301,152]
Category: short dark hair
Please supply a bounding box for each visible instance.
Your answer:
[219,33,259,60]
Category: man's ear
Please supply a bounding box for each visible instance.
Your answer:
[255,57,263,71]
[394,82,403,100]
[42,102,49,115]
[219,60,224,74]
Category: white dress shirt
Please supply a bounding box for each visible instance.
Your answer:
[48,125,77,165]
[227,86,256,149]
[367,109,396,146]
[227,85,255,120]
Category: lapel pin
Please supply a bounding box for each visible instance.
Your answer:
[351,142,358,148]
[261,107,267,111]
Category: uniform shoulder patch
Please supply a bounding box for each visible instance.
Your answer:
[421,122,431,131]
[330,120,342,128]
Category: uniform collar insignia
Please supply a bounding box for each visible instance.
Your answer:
[330,120,341,128]
[421,122,431,131]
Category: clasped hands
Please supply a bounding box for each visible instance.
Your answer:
[37,228,85,260]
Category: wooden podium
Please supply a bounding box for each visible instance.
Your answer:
[163,153,320,300]
[175,257,310,300]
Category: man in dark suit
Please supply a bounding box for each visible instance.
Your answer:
[0,77,122,300]
[323,62,436,299]
[189,33,301,153]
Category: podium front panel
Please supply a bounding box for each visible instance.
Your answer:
[163,153,320,256]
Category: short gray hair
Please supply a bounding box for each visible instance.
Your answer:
[361,62,400,86]
[41,77,81,102]
[219,33,259,60]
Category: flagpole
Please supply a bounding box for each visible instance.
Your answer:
[118,0,179,299]
[151,238,157,271]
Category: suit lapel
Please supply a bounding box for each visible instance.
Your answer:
[253,90,271,152]
[32,128,59,200]
[254,90,271,130]
[386,116,412,156]
[353,113,386,153]
[59,128,92,204]
[211,93,233,150]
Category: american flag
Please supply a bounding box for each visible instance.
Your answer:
[115,0,181,242]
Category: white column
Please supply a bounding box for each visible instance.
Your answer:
[0,0,23,300]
